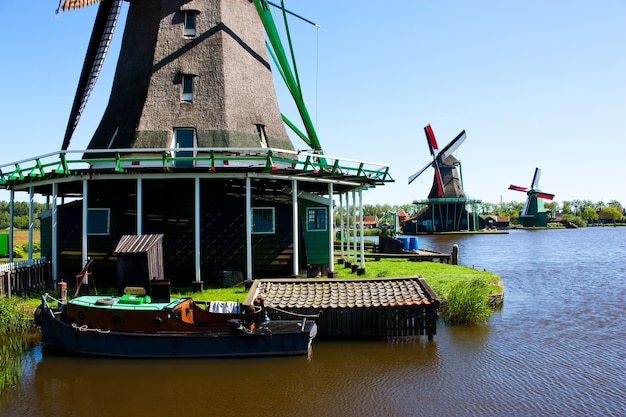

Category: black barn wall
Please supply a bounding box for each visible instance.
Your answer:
[48,178,307,288]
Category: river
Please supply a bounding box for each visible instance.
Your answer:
[1,227,624,416]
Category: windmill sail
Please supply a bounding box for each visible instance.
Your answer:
[61,0,122,150]
[408,161,434,185]
[508,185,528,192]
[424,124,439,155]
[531,167,542,189]
[408,124,439,186]
[57,0,102,12]
[439,130,466,159]
[408,125,466,198]
[536,192,555,200]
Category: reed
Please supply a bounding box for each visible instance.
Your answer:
[441,277,492,324]
[0,296,32,393]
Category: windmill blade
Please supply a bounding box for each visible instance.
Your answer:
[438,130,467,160]
[408,161,434,184]
[531,167,542,189]
[521,199,530,216]
[424,124,439,156]
[536,192,555,200]
[57,0,102,12]
[433,161,444,197]
[509,184,529,192]
[61,0,122,150]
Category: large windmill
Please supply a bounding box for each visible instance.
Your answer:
[58,0,300,154]
[403,125,482,233]
[0,0,393,288]
[509,168,555,227]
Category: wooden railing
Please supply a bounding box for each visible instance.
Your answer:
[0,147,393,186]
[0,258,50,297]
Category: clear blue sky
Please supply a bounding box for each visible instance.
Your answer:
[1,1,625,207]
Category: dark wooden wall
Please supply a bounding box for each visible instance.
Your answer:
[43,178,311,287]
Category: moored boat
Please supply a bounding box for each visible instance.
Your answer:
[35,291,317,358]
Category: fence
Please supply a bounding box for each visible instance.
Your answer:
[0,258,50,297]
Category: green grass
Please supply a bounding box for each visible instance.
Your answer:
[333,259,501,298]
[172,286,250,303]
[332,259,501,324]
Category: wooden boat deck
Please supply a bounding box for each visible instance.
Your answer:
[68,295,182,310]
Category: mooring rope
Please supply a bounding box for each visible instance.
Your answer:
[71,323,110,334]
[44,293,62,304]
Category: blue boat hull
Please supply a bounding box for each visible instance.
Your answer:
[40,306,317,358]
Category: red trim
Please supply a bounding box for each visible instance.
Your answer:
[508,185,527,191]
[424,124,439,155]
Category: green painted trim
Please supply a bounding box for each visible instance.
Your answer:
[253,0,322,151]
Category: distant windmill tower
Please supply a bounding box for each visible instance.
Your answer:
[404,124,482,233]
[408,124,467,198]
[509,168,555,227]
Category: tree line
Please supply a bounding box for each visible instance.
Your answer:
[359,199,625,226]
[0,201,47,230]
[1,199,624,231]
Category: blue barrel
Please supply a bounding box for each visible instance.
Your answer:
[398,236,410,251]
[409,236,419,251]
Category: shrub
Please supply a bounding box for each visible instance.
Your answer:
[0,296,31,335]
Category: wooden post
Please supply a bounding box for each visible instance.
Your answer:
[7,270,12,298]
[1,270,7,296]
[452,244,459,265]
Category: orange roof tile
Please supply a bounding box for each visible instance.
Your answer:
[252,277,438,309]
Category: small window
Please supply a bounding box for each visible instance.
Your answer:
[88,208,110,235]
[252,207,275,234]
[256,124,268,148]
[184,11,196,37]
[182,75,193,102]
[307,207,327,231]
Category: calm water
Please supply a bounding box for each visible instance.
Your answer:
[1,228,624,416]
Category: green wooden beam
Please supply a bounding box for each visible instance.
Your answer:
[253,0,322,151]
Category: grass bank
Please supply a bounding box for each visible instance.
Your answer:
[17,260,502,326]
[173,260,502,325]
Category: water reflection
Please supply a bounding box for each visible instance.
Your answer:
[0,337,24,393]
[2,227,625,416]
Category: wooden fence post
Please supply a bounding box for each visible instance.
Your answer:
[1,270,6,296]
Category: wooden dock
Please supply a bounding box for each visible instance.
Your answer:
[361,250,451,263]
[336,250,452,264]
[335,236,453,264]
